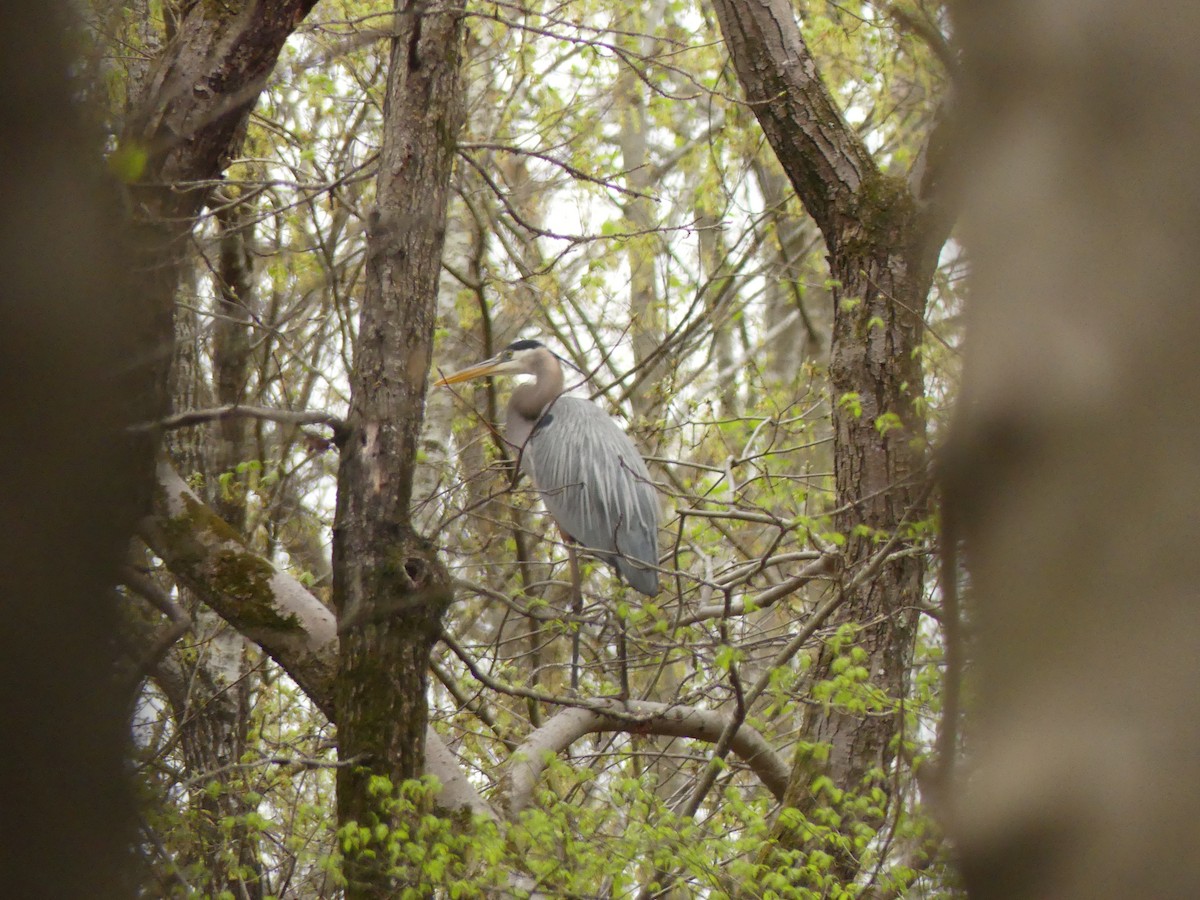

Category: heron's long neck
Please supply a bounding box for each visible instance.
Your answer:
[510,351,563,421]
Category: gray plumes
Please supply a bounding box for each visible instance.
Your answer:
[436,340,660,595]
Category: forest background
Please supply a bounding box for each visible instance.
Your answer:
[3,1,1198,899]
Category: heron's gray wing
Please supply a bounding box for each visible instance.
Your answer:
[515,398,659,595]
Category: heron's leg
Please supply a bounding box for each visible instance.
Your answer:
[566,543,582,692]
[616,611,630,701]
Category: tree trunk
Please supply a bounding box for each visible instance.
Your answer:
[120,0,319,445]
[618,1,670,424]
[165,194,265,898]
[782,231,930,839]
[709,0,952,883]
[0,2,161,895]
[117,7,334,882]
[330,1,465,895]
[944,2,1200,898]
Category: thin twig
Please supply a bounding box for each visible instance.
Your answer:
[150,403,346,437]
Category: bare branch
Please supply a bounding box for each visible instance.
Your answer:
[502,699,790,818]
[143,461,492,817]
[143,461,339,713]
[153,404,347,440]
[678,553,837,626]
[458,142,652,199]
[120,563,192,679]
[432,658,519,753]
[676,580,851,821]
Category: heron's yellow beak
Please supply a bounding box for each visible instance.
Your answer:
[432,358,505,387]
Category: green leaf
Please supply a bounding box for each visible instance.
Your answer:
[837,392,863,417]
[874,411,904,435]
[107,143,147,183]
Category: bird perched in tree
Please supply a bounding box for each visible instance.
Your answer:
[434,339,660,595]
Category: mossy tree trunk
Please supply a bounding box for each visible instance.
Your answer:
[709,0,955,884]
[330,1,465,895]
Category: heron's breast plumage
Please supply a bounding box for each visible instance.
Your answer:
[507,396,659,594]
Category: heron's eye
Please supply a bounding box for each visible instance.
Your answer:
[503,350,513,360]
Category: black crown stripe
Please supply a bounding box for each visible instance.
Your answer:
[507,338,545,351]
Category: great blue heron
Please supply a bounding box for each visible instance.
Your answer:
[434,339,660,595]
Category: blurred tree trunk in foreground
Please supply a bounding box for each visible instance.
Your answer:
[0,2,159,896]
[944,1,1200,898]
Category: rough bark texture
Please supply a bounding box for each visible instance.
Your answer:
[330,1,465,894]
[168,195,264,898]
[945,2,1200,898]
[120,0,319,427]
[124,0,319,222]
[709,0,952,879]
[710,0,874,250]
[808,189,931,794]
[0,2,158,895]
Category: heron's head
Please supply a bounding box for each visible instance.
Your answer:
[433,339,551,386]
